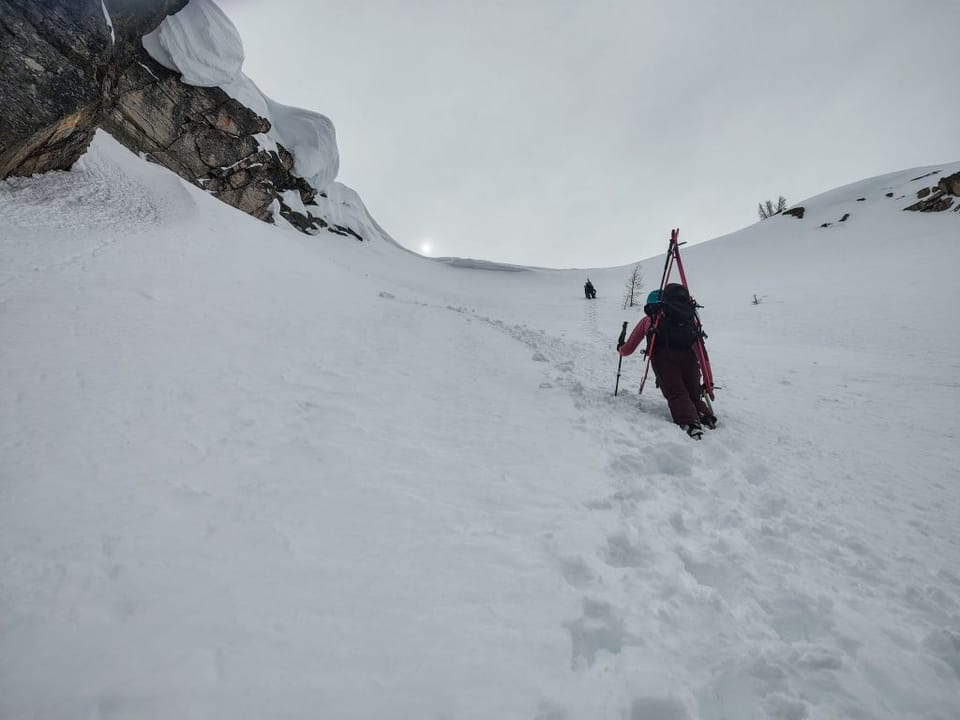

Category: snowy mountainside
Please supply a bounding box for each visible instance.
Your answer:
[1,135,959,719]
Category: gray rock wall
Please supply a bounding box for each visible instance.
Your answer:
[0,0,356,237]
[0,0,110,176]
[102,54,321,228]
[904,171,960,213]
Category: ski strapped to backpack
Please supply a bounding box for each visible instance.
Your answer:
[637,228,716,402]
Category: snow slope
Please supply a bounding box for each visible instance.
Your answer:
[1,134,958,719]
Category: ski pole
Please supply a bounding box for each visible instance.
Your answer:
[614,321,628,395]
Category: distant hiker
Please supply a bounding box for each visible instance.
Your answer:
[618,283,717,438]
[584,279,597,299]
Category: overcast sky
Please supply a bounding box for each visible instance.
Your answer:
[220,0,960,268]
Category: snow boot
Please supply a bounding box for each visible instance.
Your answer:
[682,423,703,440]
[701,414,718,430]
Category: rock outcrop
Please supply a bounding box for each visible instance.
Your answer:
[0,0,189,178]
[101,56,322,229]
[1,0,373,239]
[0,0,109,177]
[904,171,960,213]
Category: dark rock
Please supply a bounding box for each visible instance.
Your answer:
[327,224,364,241]
[102,0,188,44]
[783,207,805,219]
[0,0,109,176]
[279,202,323,233]
[938,171,960,197]
[886,192,894,198]
[904,191,955,212]
[339,225,364,241]
[0,0,364,239]
[856,197,865,201]
[820,222,832,228]
[0,0,188,178]
[0,105,101,178]
[903,175,960,210]
[101,49,324,226]
[840,213,850,222]
[910,170,940,182]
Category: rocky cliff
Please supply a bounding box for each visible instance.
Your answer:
[1,0,375,239]
[904,170,960,213]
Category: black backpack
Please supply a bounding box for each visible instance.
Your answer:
[652,283,700,348]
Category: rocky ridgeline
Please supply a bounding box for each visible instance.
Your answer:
[0,0,185,177]
[0,0,363,237]
[769,168,960,227]
[904,170,960,213]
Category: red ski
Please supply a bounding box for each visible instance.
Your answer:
[638,229,716,402]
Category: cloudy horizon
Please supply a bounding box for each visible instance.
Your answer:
[221,0,960,268]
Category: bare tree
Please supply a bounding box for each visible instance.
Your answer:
[622,264,644,309]
[758,195,788,220]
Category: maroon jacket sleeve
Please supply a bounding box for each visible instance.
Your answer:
[618,316,651,356]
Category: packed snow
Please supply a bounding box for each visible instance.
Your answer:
[142,0,340,192]
[1,133,959,719]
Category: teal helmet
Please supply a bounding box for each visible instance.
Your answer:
[646,289,661,304]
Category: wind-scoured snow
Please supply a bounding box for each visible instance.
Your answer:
[143,0,340,192]
[1,133,958,719]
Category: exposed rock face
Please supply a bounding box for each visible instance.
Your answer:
[0,0,110,176]
[939,171,960,197]
[905,194,955,213]
[783,207,805,219]
[1,0,364,238]
[105,0,193,45]
[0,0,187,178]
[101,50,330,232]
[904,171,960,213]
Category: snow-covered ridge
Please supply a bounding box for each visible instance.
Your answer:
[143,0,340,194]
[779,163,960,220]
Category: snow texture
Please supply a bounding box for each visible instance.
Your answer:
[100,0,114,45]
[1,133,959,719]
[141,0,243,86]
[220,74,340,191]
[143,0,340,192]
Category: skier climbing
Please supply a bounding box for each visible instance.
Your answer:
[614,229,716,439]
[618,285,716,438]
[584,279,596,299]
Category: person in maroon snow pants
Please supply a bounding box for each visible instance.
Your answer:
[618,288,715,435]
